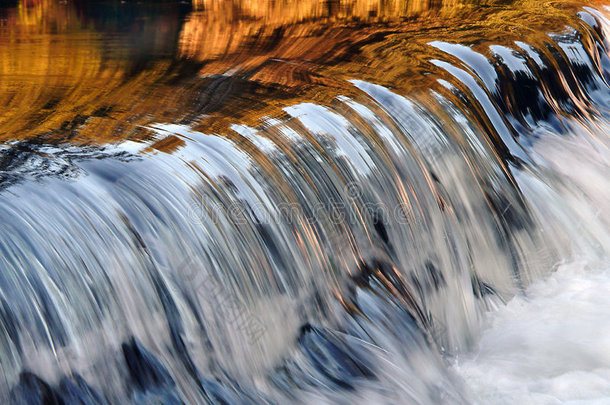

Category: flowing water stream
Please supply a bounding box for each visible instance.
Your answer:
[0,1,609,403]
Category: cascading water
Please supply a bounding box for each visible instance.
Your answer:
[0,0,608,403]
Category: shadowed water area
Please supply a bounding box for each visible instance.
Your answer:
[0,0,609,403]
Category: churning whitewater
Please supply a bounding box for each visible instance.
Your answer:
[456,261,610,404]
[0,1,609,404]
[455,131,610,404]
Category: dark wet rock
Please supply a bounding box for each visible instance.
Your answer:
[372,211,389,246]
[297,323,375,390]
[149,270,200,381]
[272,324,376,394]
[471,275,498,299]
[351,258,427,327]
[58,374,106,405]
[255,221,288,273]
[410,261,447,297]
[339,258,437,354]
[121,337,176,393]
[10,371,64,405]
[0,142,136,191]
[484,189,529,232]
[122,338,183,403]
[425,261,446,290]
[270,359,325,394]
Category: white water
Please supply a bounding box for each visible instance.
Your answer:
[456,261,610,404]
[453,128,610,404]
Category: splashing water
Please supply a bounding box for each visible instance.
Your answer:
[455,261,610,404]
[0,0,609,403]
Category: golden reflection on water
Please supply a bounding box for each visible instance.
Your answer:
[0,0,606,147]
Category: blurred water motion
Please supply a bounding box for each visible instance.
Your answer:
[0,0,609,403]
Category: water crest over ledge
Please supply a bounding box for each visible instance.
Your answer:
[0,1,609,403]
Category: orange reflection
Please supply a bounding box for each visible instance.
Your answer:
[0,0,607,148]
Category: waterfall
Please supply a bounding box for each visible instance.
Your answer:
[0,1,608,403]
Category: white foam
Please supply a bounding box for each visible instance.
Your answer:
[454,261,610,404]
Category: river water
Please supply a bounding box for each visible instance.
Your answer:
[0,1,609,403]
